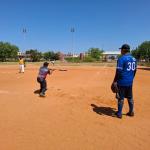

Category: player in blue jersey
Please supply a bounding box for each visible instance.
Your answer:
[112,44,137,118]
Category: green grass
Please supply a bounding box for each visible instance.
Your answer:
[0,62,18,65]
[0,61,117,67]
[138,62,150,67]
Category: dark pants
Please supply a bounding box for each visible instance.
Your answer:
[37,77,47,94]
[116,85,134,116]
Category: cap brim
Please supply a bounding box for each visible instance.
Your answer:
[119,47,129,50]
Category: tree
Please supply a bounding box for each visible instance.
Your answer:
[132,41,150,62]
[43,51,53,60]
[0,41,19,61]
[54,52,60,60]
[131,48,140,60]
[138,41,150,62]
[43,51,59,61]
[88,48,103,60]
[25,49,42,62]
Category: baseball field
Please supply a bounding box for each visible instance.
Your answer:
[0,63,150,150]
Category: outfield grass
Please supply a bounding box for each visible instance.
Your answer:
[0,61,117,67]
[1,61,150,68]
[138,62,150,67]
[0,62,18,65]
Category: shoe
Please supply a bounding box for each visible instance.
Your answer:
[39,93,45,97]
[115,111,122,119]
[126,112,134,117]
[112,111,122,119]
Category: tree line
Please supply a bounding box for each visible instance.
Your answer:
[0,42,19,61]
[131,41,150,62]
[0,41,60,62]
[0,41,104,62]
[25,49,60,62]
[0,41,150,62]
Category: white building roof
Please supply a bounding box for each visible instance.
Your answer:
[103,51,120,55]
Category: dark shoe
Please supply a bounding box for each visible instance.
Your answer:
[114,111,122,119]
[126,112,134,117]
[39,93,45,97]
[112,111,122,119]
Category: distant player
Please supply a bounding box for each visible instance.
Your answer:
[19,56,25,73]
[37,62,53,97]
[111,44,137,119]
[50,59,55,66]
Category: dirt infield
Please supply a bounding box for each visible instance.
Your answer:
[0,64,150,150]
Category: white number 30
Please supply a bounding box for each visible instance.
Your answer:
[127,62,136,71]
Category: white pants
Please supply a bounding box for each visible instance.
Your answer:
[19,65,24,73]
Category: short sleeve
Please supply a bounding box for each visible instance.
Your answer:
[117,57,123,71]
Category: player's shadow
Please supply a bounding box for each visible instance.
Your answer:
[91,104,116,117]
[34,89,40,94]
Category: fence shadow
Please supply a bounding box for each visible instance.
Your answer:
[138,67,150,71]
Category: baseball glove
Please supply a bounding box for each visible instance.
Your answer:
[111,82,119,93]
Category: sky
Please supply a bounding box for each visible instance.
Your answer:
[0,0,150,53]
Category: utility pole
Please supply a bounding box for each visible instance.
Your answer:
[22,28,27,55]
[71,27,75,62]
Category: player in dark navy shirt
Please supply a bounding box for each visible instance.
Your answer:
[37,62,51,97]
[112,44,137,118]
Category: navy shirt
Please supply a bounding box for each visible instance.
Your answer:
[38,66,50,79]
[116,54,137,86]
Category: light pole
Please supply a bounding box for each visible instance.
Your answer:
[147,48,150,62]
[22,28,27,55]
[71,27,75,61]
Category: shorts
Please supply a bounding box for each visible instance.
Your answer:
[116,85,133,100]
[37,77,44,82]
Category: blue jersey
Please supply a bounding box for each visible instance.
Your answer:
[116,54,137,86]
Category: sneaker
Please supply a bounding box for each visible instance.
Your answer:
[115,111,122,119]
[113,111,122,119]
[39,93,45,97]
[126,112,134,117]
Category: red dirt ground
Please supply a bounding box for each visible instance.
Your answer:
[0,64,150,150]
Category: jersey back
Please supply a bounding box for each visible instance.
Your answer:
[117,54,137,86]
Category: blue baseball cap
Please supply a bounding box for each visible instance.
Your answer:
[119,44,130,50]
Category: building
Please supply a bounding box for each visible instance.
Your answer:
[64,52,79,58]
[18,52,25,56]
[102,51,120,62]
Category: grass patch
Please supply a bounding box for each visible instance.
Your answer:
[138,62,150,67]
[0,61,117,67]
